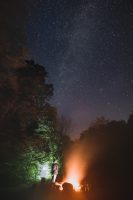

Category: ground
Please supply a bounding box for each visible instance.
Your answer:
[0,182,88,200]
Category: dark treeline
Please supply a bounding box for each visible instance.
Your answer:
[78,115,133,200]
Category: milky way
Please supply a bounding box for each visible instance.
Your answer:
[26,0,133,137]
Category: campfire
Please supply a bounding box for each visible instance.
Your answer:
[62,164,81,192]
[55,157,82,192]
[56,145,88,192]
[55,180,81,192]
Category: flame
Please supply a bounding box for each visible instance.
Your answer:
[55,182,63,191]
[63,163,81,191]
[63,147,86,192]
[66,178,81,192]
[54,145,88,192]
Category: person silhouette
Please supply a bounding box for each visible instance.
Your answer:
[51,160,58,183]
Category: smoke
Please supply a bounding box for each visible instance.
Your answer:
[0,0,27,68]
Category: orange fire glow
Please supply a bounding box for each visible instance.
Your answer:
[63,161,81,191]
[63,146,87,192]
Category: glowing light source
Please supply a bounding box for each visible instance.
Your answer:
[63,165,81,191]
[39,163,51,179]
[62,145,88,192]
[55,182,63,191]
[63,153,82,191]
[65,178,81,191]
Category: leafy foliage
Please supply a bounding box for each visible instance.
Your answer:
[0,60,60,186]
[35,117,63,172]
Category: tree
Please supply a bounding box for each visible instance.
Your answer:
[0,60,57,186]
[79,115,133,199]
[0,60,53,138]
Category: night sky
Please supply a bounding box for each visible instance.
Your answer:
[26,0,133,137]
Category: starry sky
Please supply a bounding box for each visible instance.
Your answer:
[26,0,133,137]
